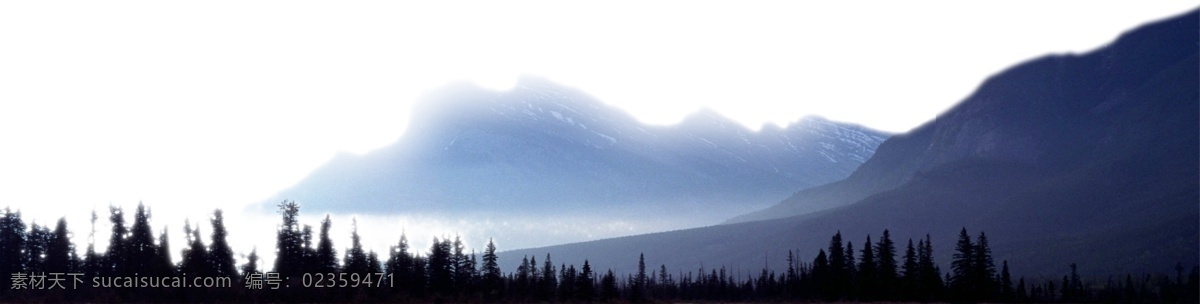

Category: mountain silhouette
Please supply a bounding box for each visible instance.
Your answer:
[500,9,1198,278]
[265,76,887,228]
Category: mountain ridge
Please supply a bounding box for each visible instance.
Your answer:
[262,76,889,247]
[500,8,1199,277]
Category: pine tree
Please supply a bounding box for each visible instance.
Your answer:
[107,206,128,275]
[208,209,237,278]
[578,260,595,301]
[427,237,454,295]
[516,256,531,297]
[126,203,160,276]
[1000,260,1014,301]
[974,231,997,300]
[480,239,502,300]
[560,263,577,301]
[541,253,557,301]
[23,223,49,274]
[82,210,102,278]
[951,228,975,301]
[901,238,919,300]
[241,248,260,277]
[858,235,877,300]
[600,269,619,301]
[0,208,27,290]
[452,235,472,292]
[812,249,831,299]
[633,253,647,302]
[156,227,174,276]
[385,233,409,293]
[827,231,847,297]
[45,218,73,273]
[918,234,943,301]
[876,230,898,299]
[180,220,210,276]
[316,215,337,273]
[342,218,369,274]
[273,200,302,277]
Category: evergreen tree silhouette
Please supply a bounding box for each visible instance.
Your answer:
[858,235,877,300]
[0,208,26,291]
[917,234,943,301]
[208,209,237,278]
[901,238,918,300]
[273,200,302,278]
[342,218,369,274]
[180,220,210,277]
[241,248,260,277]
[951,227,975,301]
[1000,260,1014,301]
[600,269,619,301]
[812,249,830,299]
[156,227,175,276]
[427,237,454,295]
[316,215,338,273]
[541,253,557,301]
[632,252,647,302]
[127,203,160,276]
[876,229,898,299]
[973,231,997,300]
[44,218,73,274]
[826,231,847,297]
[106,206,128,276]
[578,260,595,301]
[480,238,502,301]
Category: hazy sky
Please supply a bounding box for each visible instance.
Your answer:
[0,1,1195,258]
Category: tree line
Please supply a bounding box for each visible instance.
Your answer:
[1,201,1196,302]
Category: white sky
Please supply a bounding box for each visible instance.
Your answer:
[0,1,1195,261]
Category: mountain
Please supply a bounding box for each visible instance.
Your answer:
[265,76,888,230]
[499,9,1198,278]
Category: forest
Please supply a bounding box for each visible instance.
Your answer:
[0,201,1195,303]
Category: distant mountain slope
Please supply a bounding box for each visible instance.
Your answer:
[501,9,1198,278]
[266,76,887,227]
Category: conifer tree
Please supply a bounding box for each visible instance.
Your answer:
[156,227,174,276]
[241,248,260,277]
[559,263,577,301]
[0,208,26,290]
[541,253,557,301]
[858,235,877,299]
[827,231,847,296]
[578,260,595,301]
[126,203,160,276]
[876,229,898,299]
[209,209,237,278]
[427,237,454,295]
[633,253,647,302]
[1000,260,1014,301]
[82,210,102,277]
[901,238,919,300]
[45,218,73,273]
[974,231,997,300]
[24,223,49,274]
[600,269,619,301]
[342,218,369,274]
[316,215,337,273]
[951,228,975,301]
[107,206,128,275]
[812,249,830,298]
[480,239,502,300]
[180,220,210,276]
[918,234,943,300]
[273,200,302,277]
[386,233,419,296]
